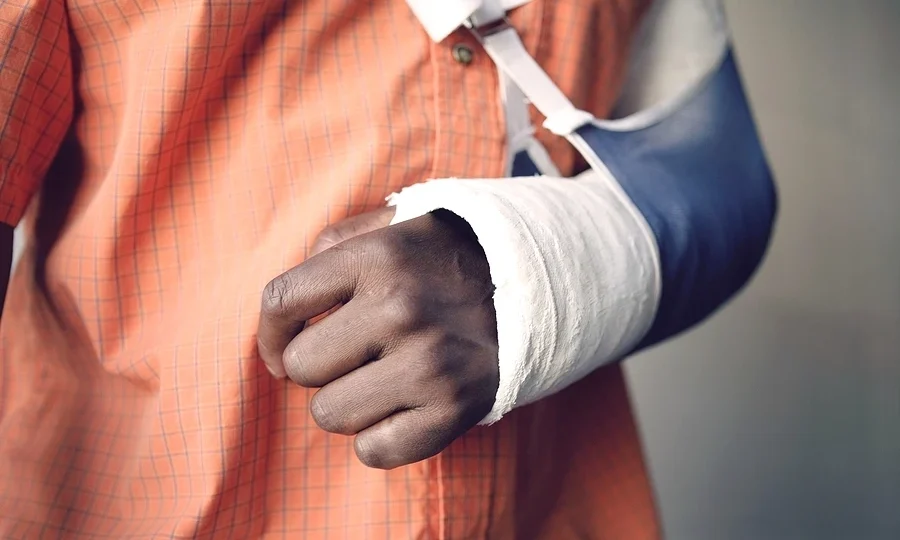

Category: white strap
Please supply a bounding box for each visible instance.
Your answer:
[500,69,561,176]
[406,0,590,171]
[460,1,555,176]
[460,0,595,136]
[499,72,533,164]
[474,26,594,136]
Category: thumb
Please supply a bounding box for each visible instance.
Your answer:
[309,206,396,258]
[304,206,396,328]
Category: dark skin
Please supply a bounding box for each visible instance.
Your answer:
[256,207,500,470]
[2,213,496,469]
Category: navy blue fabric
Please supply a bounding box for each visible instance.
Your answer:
[511,150,542,177]
[577,51,777,348]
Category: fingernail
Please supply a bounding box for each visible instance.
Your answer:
[265,363,286,379]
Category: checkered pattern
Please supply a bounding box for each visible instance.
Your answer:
[0,0,659,537]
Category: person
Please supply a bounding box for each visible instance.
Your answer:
[0,0,776,537]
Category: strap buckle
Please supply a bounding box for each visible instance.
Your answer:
[467,17,513,40]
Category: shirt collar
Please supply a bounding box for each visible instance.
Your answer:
[405,0,533,42]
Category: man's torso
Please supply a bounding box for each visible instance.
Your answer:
[0,1,659,537]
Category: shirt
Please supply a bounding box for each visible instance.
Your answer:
[0,0,659,538]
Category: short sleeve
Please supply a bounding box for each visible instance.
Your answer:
[0,0,73,226]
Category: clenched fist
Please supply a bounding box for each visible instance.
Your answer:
[257,207,499,469]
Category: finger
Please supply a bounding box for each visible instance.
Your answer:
[353,406,467,470]
[309,207,396,257]
[282,297,393,387]
[257,246,362,378]
[308,353,418,436]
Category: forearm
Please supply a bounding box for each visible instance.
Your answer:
[389,170,660,423]
[388,0,775,423]
[387,52,777,426]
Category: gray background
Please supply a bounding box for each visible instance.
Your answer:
[626,0,900,538]
[10,0,900,538]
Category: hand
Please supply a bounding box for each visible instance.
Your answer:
[257,207,499,469]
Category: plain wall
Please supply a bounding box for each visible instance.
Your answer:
[626,1,900,538]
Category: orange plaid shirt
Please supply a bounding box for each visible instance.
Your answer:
[0,0,659,538]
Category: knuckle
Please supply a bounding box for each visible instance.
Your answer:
[372,230,406,260]
[408,350,446,386]
[371,229,421,270]
[309,392,348,434]
[416,333,466,379]
[261,274,294,318]
[420,399,463,430]
[382,290,426,330]
[311,226,341,254]
[413,333,498,415]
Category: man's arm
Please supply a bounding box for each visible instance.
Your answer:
[385,0,776,422]
[256,0,776,468]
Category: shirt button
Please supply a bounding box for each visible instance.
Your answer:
[451,43,475,65]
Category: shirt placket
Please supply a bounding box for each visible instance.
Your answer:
[421,26,504,540]
[422,4,545,537]
[428,28,507,181]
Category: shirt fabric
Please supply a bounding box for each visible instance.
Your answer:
[0,0,659,538]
